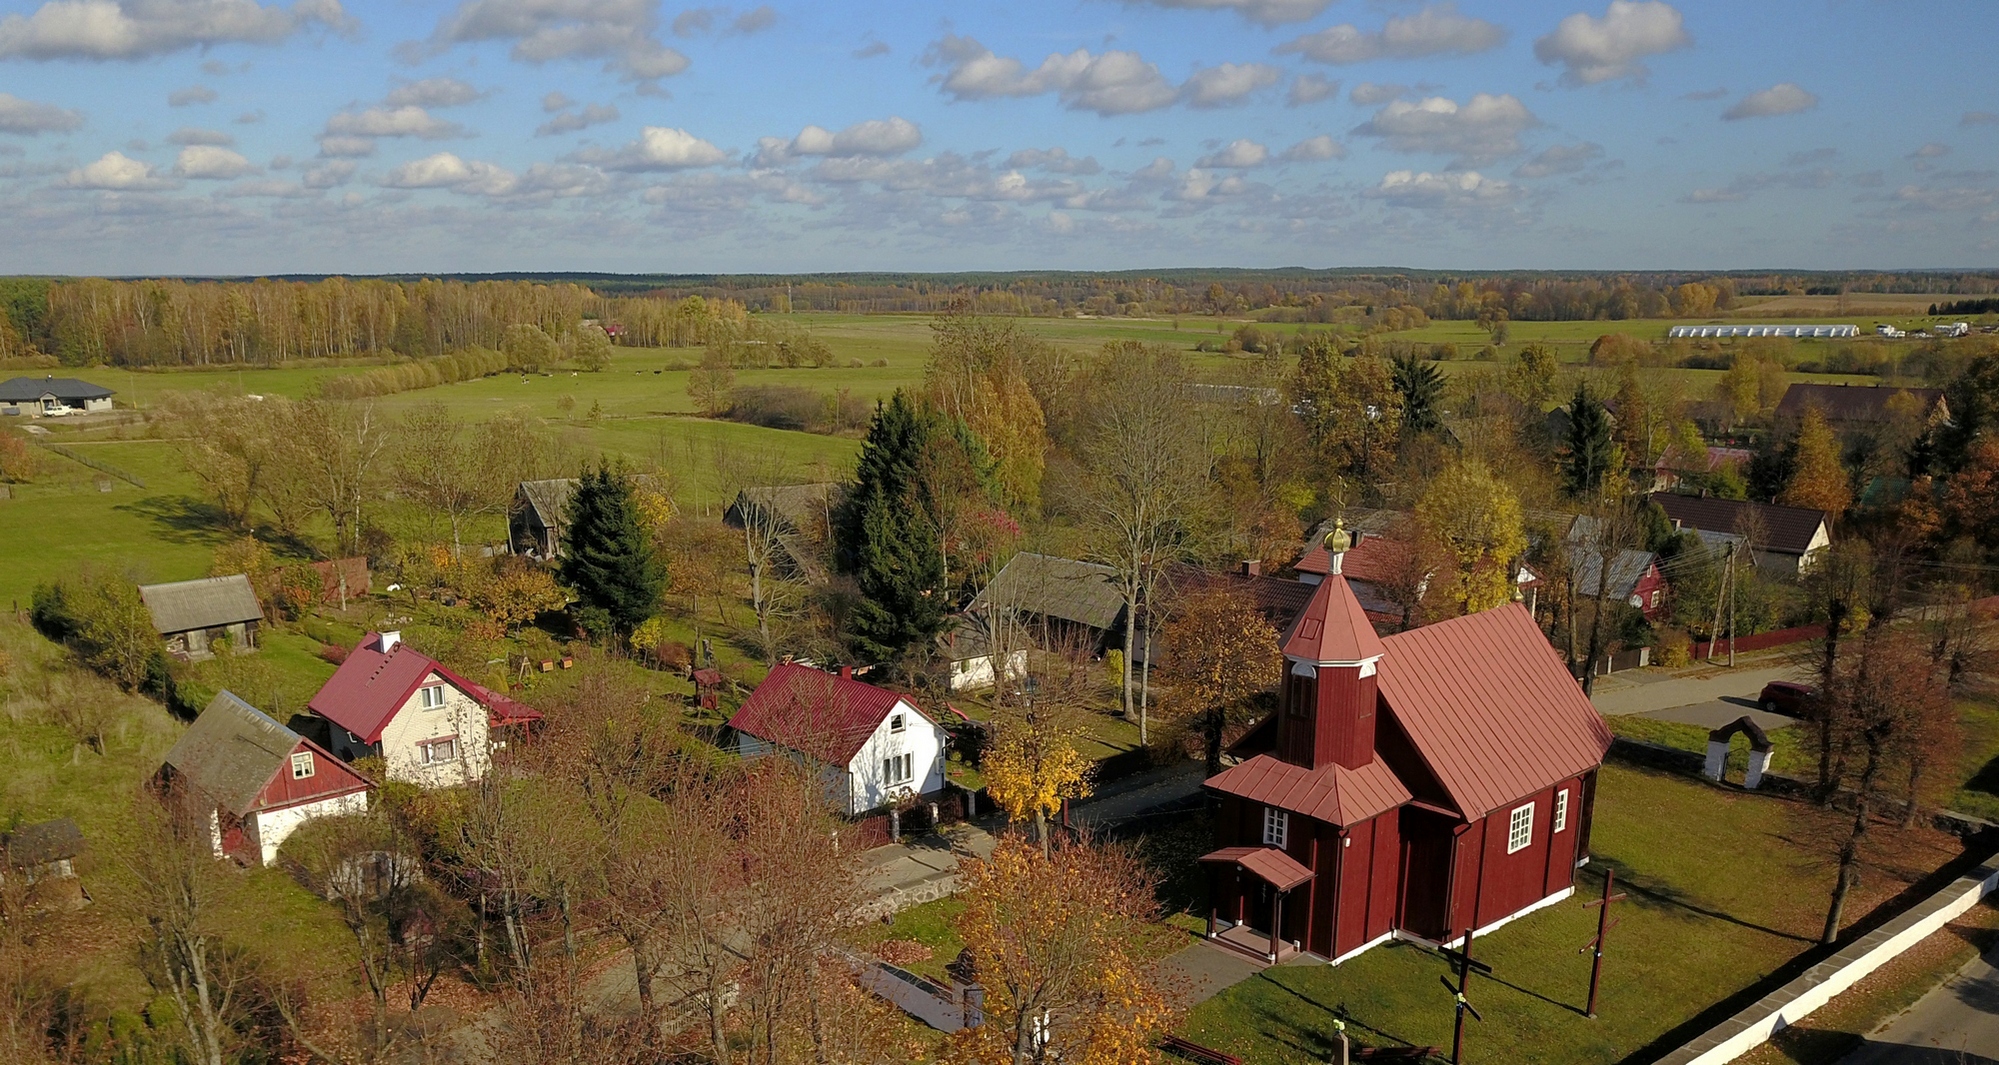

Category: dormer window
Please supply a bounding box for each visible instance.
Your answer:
[889,713,906,734]
[419,684,446,710]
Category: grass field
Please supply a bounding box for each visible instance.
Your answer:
[1176,762,1970,1065]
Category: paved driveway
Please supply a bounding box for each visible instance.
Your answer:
[1588,660,1805,732]
[1838,937,1999,1064]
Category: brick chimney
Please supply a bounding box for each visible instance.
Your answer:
[838,664,853,680]
[1275,521,1386,771]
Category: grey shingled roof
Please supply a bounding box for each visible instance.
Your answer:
[1774,383,1945,424]
[726,483,840,527]
[972,553,1126,632]
[0,376,114,402]
[517,479,576,528]
[2,818,83,867]
[161,692,298,815]
[1562,544,1658,600]
[138,574,262,635]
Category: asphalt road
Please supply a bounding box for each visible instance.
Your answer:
[1587,660,1804,732]
[1838,940,1999,1064]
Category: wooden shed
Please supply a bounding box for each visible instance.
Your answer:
[139,574,263,660]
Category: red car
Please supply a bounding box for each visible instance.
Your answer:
[1758,681,1816,717]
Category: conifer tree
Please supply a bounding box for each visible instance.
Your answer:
[1781,407,1852,517]
[1392,351,1444,435]
[559,463,667,638]
[840,392,949,662]
[1564,381,1618,497]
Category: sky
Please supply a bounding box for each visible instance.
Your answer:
[0,0,1993,276]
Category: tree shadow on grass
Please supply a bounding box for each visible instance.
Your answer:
[1961,752,1999,805]
[1591,855,1817,943]
[115,494,236,546]
[1247,958,1435,1056]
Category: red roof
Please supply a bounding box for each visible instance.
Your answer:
[1199,845,1316,891]
[1280,575,1386,663]
[1296,534,1411,583]
[726,663,927,765]
[308,633,535,743]
[1376,603,1612,819]
[1206,754,1411,828]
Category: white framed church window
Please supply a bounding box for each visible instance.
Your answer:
[1554,789,1570,833]
[1263,806,1288,849]
[1507,802,1534,854]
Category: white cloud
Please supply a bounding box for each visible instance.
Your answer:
[1350,82,1405,106]
[383,151,515,195]
[302,159,354,187]
[385,77,485,108]
[1680,168,1836,203]
[1681,86,1727,101]
[577,126,728,171]
[1165,167,1254,202]
[1279,134,1343,161]
[753,117,921,166]
[60,150,177,189]
[1181,63,1281,108]
[1006,147,1100,175]
[1963,112,1999,127]
[1512,141,1602,178]
[1196,139,1268,168]
[536,102,618,136]
[1533,1,1689,86]
[173,144,255,178]
[1278,4,1506,65]
[1722,83,1818,121]
[0,92,84,134]
[431,0,688,83]
[1352,93,1539,165]
[234,109,263,123]
[853,40,888,59]
[0,0,349,60]
[923,35,1179,116]
[731,5,774,33]
[1123,0,1332,27]
[167,126,234,146]
[325,105,462,139]
[1365,168,1521,208]
[542,91,574,113]
[168,84,217,106]
[315,135,374,157]
[1287,74,1339,106]
[220,179,316,197]
[1909,142,1951,160]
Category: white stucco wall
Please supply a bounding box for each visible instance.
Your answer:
[250,790,370,866]
[377,673,491,788]
[844,699,948,815]
[948,649,1026,691]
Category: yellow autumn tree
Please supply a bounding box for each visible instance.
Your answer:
[1780,407,1851,517]
[983,704,1092,855]
[1415,458,1528,614]
[1160,584,1282,777]
[947,836,1176,1065]
[926,314,1050,512]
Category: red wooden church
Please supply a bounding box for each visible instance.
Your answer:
[1201,527,1613,964]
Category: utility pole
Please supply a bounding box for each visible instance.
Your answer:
[1727,544,1737,667]
[1578,868,1628,1019]
[1706,542,1734,662]
[1438,927,1489,1064]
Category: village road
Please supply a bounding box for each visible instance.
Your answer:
[1838,939,1999,1064]
[1588,658,1806,731]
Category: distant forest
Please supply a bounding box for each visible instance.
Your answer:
[2,268,1996,368]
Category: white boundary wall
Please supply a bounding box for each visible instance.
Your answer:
[1657,855,1999,1065]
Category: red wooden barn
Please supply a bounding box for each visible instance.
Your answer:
[1201,540,1613,964]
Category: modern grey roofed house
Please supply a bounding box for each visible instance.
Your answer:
[139,574,263,659]
[0,375,114,417]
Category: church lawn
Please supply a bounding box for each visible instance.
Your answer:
[1174,761,1970,1065]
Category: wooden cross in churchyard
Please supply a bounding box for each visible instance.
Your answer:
[1436,927,1489,1065]
[1578,867,1628,1019]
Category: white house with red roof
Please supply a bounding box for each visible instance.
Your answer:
[727,663,949,816]
[307,631,542,789]
[1200,530,1612,965]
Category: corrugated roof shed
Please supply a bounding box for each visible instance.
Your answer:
[1649,493,1828,556]
[972,553,1126,632]
[161,692,307,815]
[726,663,925,765]
[1562,545,1658,600]
[2,818,83,867]
[138,575,263,635]
[516,479,576,528]
[1375,603,1613,819]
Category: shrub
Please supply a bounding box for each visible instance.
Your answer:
[318,347,507,401]
[1656,628,1692,668]
[870,358,889,367]
[0,432,34,482]
[727,384,829,432]
[316,643,350,666]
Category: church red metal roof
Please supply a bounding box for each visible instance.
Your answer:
[1199,845,1316,892]
[1205,753,1412,828]
[1279,574,1386,663]
[1376,603,1613,819]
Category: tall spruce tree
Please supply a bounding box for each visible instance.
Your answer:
[841,392,949,662]
[1563,382,1617,498]
[1391,352,1444,436]
[559,463,667,638]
